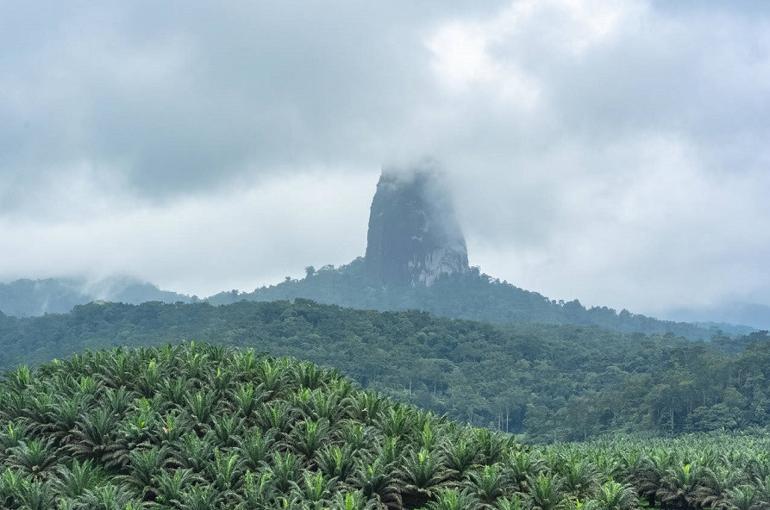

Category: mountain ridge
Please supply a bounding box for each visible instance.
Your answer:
[209,258,744,340]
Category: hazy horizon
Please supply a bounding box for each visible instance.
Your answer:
[2,1,770,317]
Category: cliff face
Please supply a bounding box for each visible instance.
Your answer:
[364,166,469,287]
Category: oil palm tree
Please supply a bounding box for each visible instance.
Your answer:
[527,473,564,510]
[354,458,402,509]
[467,463,507,506]
[398,448,449,508]
[426,487,481,509]
[726,485,761,510]
[52,459,105,498]
[587,480,638,510]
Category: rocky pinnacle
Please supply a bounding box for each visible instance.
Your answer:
[364,164,469,287]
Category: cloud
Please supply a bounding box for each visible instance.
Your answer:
[421,0,770,312]
[0,171,376,297]
[1,0,769,313]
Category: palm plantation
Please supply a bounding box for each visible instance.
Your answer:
[1,343,768,509]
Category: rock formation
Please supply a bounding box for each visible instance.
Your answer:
[364,164,469,286]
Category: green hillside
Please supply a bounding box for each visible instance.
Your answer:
[208,260,738,340]
[2,343,770,509]
[1,300,768,442]
[1,266,742,341]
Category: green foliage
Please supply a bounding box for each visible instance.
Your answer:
[1,343,769,509]
[1,300,768,441]
[209,258,729,340]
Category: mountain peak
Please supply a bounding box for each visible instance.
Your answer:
[364,163,469,287]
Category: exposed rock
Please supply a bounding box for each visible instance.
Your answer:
[364,164,469,286]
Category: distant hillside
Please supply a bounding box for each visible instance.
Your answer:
[3,269,743,340]
[209,258,728,340]
[666,302,770,332]
[1,299,768,441]
[0,276,191,316]
[3,270,746,340]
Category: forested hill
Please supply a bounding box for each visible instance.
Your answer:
[208,258,741,340]
[2,299,768,442]
[3,269,741,340]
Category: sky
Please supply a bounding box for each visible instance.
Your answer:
[1,0,769,315]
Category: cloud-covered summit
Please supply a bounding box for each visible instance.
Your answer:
[365,164,469,287]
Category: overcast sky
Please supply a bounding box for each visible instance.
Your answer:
[1,0,769,314]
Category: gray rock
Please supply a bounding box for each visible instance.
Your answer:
[364,163,469,287]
